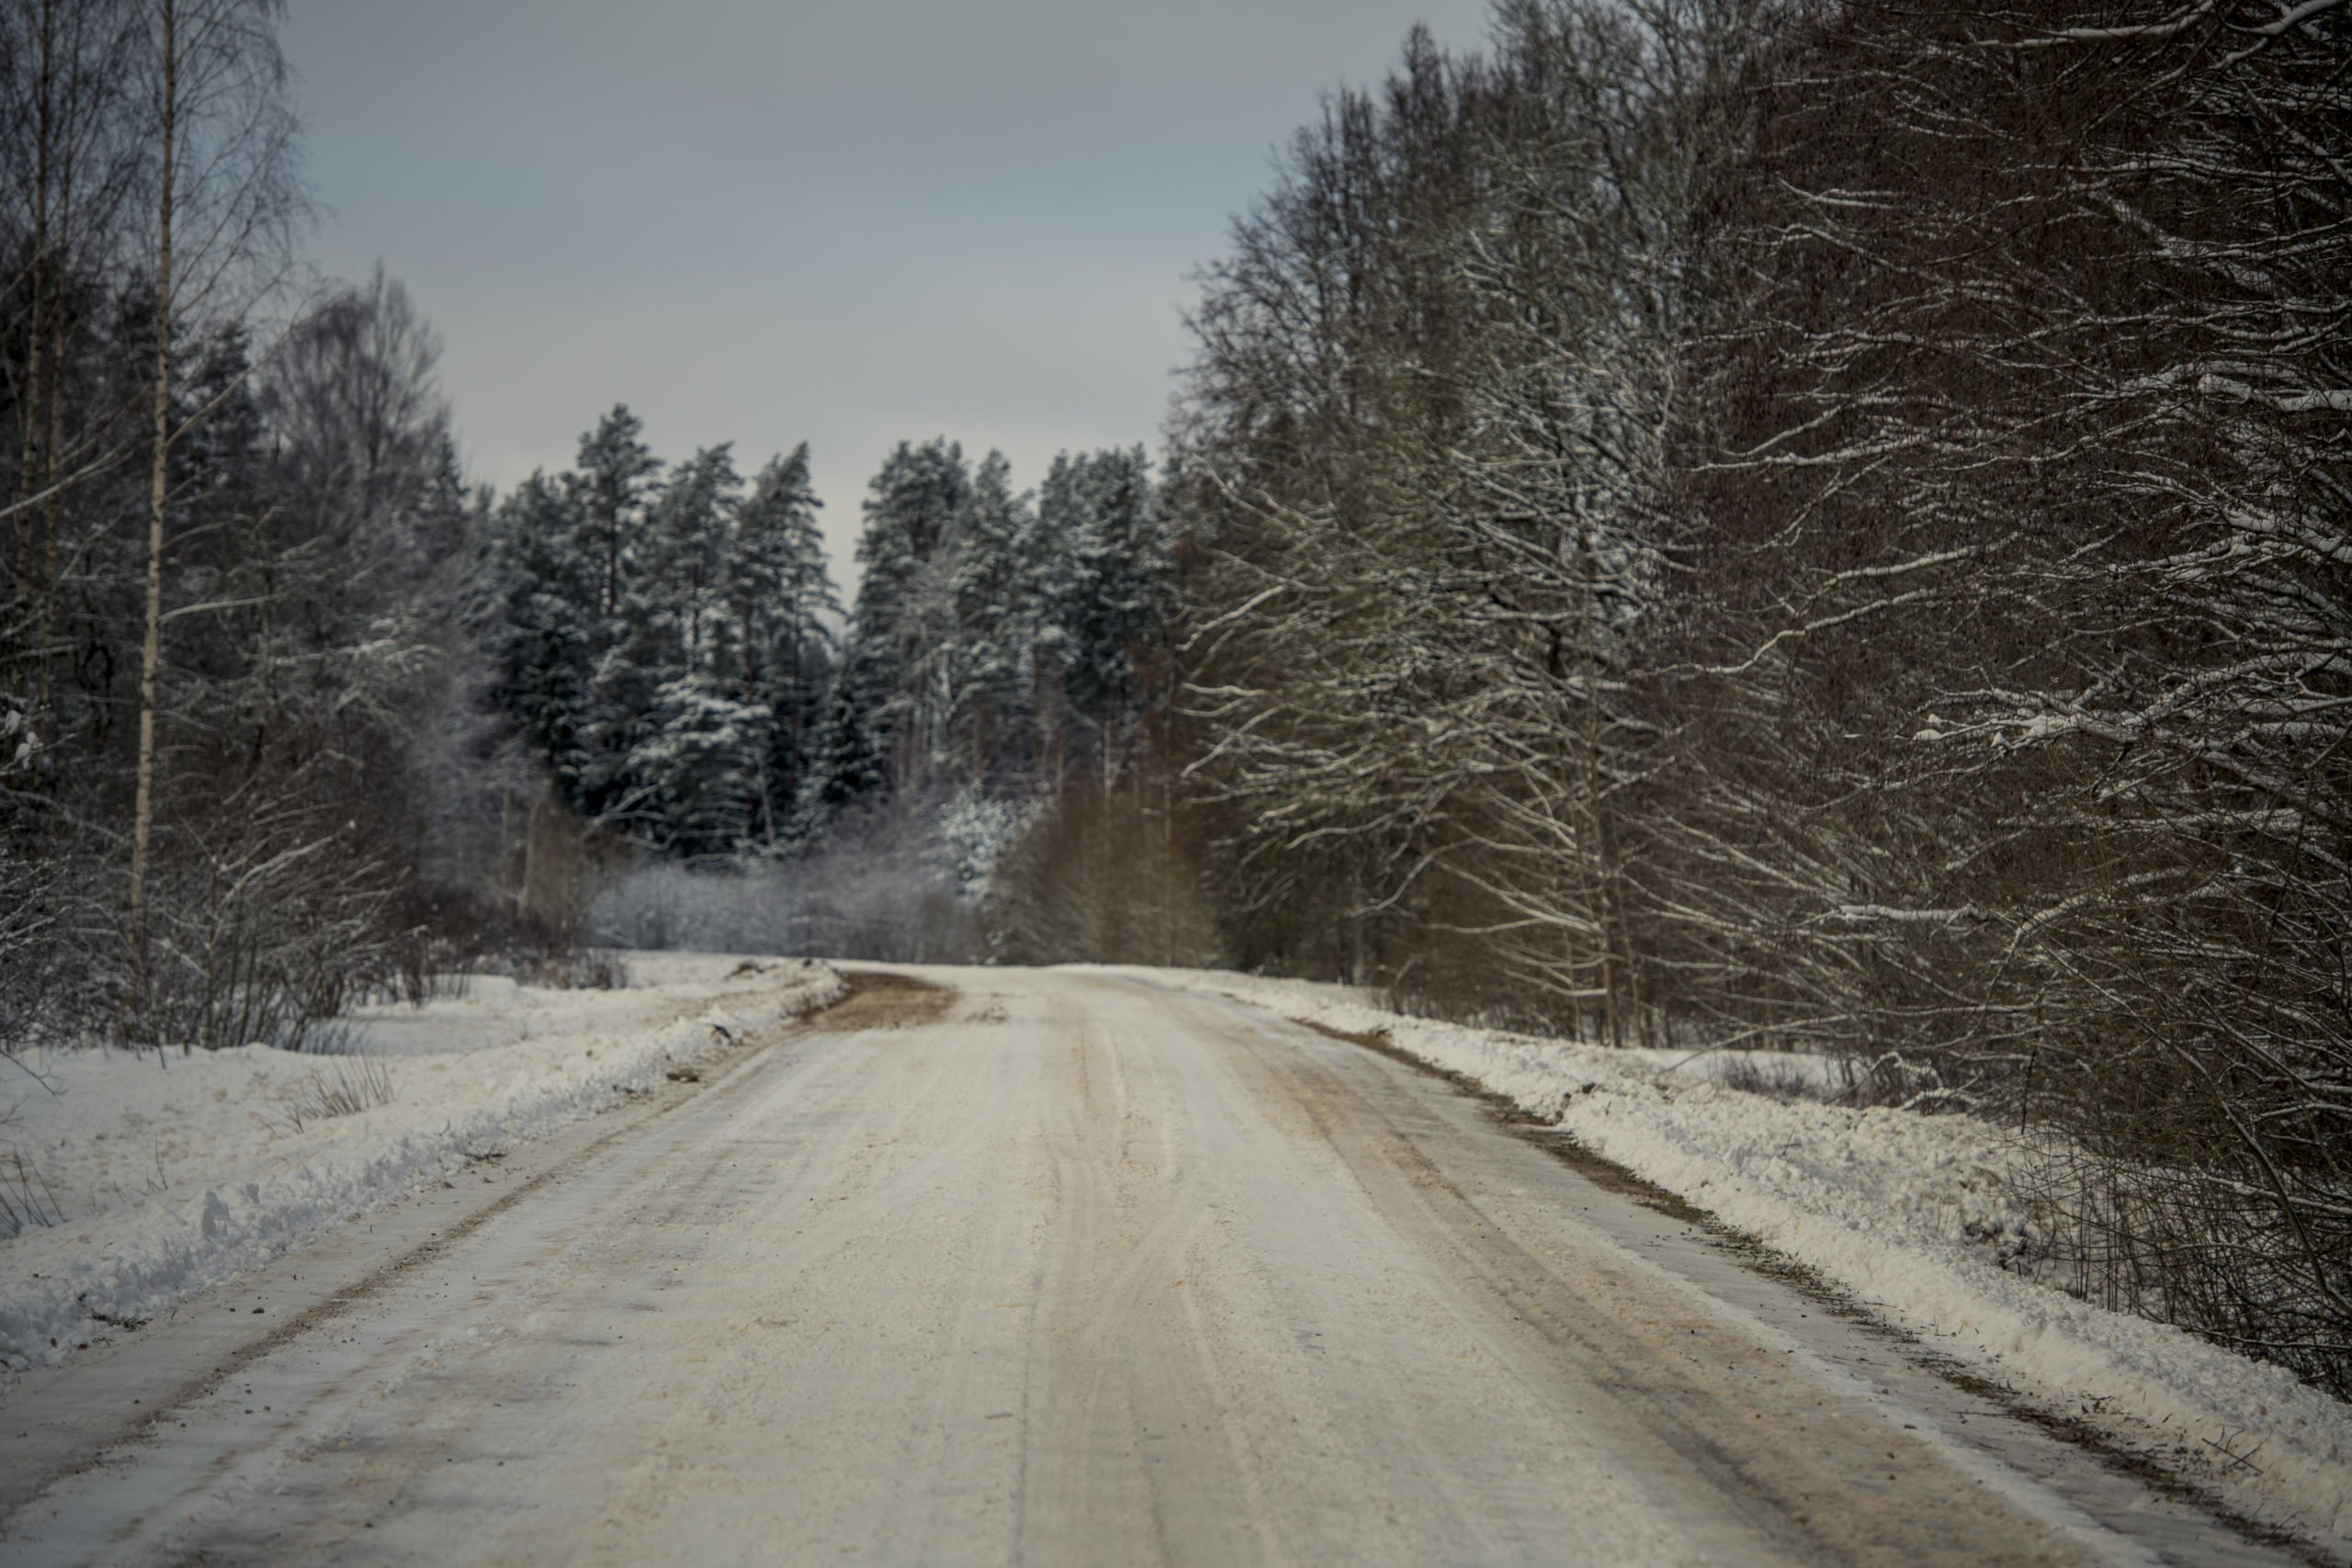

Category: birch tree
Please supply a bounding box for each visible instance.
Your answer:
[123,0,300,1028]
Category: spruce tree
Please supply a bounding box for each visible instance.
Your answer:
[1025,453,1086,785]
[797,677,887,836]
[488,470,595,798]
[941,449,1032,787]
[600,445,744,850]
[1049,446,1170,780]
[840,438,969,792]
[728,445,838,842]
[570,404,661,631]
[642,443,741,672]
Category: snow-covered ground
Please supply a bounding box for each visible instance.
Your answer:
[1107,966,2352,1555]
[0,954,842,1388]
[6,953,2344,1554]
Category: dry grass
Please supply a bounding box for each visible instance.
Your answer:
[272,1057,397,1134]
[0,1148,63,1238]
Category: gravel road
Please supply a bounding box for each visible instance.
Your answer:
[0,969,2298,1566]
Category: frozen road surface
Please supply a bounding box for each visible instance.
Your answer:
[0,969,2298,1565]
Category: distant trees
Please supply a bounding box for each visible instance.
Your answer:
[726,446,832,843]
[792,436,1179,823]
[521,425,1199,964]
[485,417,1184,919]
[488,415,830,859]
[1176,0,2350,1393]
[830,437,969,801]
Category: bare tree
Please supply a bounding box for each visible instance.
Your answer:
[1659,0,2350,1385]
[0,0,142,748]
[123,0,300,1026]
[1176,2,1763,1022]
[1175,0,2347,1387]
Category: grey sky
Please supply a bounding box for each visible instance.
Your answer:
[282,0,1498,570]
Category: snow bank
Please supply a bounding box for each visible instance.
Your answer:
[0,956,842,1386]
[1121,966,2352,1552]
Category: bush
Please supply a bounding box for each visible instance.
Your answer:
[589,796,985,963]
[988,783,1218,966]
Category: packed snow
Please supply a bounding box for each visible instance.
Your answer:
[0,954,842,1388]
[1107,966,2352,1554]
[6,953,2346,1554]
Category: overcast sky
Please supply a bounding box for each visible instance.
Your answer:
[282,0,1498,570]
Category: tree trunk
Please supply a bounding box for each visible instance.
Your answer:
[128,0,176,1030]
[14,0,53,584]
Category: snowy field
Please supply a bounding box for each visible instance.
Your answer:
[0,955,842,1388]
[1105,966,2352,1554]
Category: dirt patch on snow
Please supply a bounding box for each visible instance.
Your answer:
[805,971,956,1032]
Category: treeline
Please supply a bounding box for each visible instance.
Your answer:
[1,0,516,1050]
[1173,0,2348,1391]
[491,413,836,858]
[510,425,1207,964]
[0,0,1204,1052]
[810,436,1207,964]
[499,427,1172,847]
[0,0,1205,1048]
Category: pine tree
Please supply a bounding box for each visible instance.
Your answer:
[797,676,886,834]
[1025,453,1086,785]
[488,471,595,797]
[841,438,968,792]
[570,404,661,631]
[940,449,1033,787]
[728,445,838,843]
[598,444,743,848]
[1054,446,1170,780]
[642,443,740,673]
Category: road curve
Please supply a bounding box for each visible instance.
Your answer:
[0,968,2293,1566]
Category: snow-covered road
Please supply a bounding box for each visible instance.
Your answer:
[0,969,2305,1565]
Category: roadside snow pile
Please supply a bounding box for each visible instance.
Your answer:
[0,955,841,1387]
[1131,966,2352,1553]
